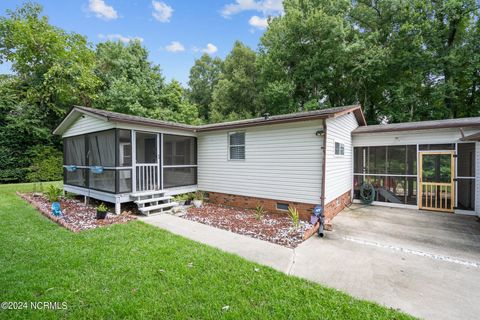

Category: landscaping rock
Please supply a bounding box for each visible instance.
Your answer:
[184,203,311,248]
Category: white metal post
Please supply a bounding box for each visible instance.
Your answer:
[160,133,164,190]
[132,130,137,193]
[157,133,161,190]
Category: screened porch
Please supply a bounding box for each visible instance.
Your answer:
[63,129,197,195]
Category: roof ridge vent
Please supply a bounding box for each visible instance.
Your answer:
[263,113,270,120]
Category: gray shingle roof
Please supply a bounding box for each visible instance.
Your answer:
[353,117,480,134]
[55,104,365,135]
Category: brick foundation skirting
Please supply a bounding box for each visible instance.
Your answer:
[204,190,352,222]
[205,191,315,220]
[324,190,352,220]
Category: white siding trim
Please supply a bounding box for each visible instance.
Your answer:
[62,114,115,137]
[198,120,324,204]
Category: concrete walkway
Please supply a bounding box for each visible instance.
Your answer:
[141,212,480,320]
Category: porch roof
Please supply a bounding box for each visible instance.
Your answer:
[353,117,480,135]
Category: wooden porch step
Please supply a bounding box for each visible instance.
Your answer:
[131,190,165,198]
[134,196,173,205]
[138,202,179,214]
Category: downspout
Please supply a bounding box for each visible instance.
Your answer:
[321,121,327,209]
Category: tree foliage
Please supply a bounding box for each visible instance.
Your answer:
[210,41,262,122]
[187,53,223,121]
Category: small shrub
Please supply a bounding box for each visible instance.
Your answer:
[194,191,205,201]
[45,185,63,203]
[97,203,108,212]
[26,146,63,182]
[253,204,266,220]
[288,206,300,229]
[174,194,189,202]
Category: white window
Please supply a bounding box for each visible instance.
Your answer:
[335,142,345,155]
[228,132,245,160]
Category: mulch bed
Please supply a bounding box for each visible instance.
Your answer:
[19,192,137,232]
[184,203,312,248]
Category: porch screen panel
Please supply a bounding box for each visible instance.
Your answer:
[457,143,475,210]
[88,130,115,167]
[64,136,86,165]
[163,135,197,188]
[117,130,132,166]
[64,168,87,187]
[353,145,417,205]
[89,169,115,193]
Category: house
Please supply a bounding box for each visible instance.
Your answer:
[53,105,480,220]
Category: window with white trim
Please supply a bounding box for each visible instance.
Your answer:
[335,142,345,155]
[228,132,245,160]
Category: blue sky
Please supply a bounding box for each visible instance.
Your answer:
[0,0,283,85]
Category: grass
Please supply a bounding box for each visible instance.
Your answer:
[0,182,413,319]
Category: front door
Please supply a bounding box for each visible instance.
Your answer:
[135,132,161,191]
[419,151,455,212]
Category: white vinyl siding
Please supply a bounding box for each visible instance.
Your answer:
[325,112,359,203]
[198,120,324,204]
[63,114,115,137]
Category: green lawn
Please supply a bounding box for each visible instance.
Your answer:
[0,182,413,319]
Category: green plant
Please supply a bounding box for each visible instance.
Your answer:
[288,206,300,229]
[253,204,266,221]
[26,146,63,182]
[97,203,108,213]
[174,194,189,202]
[194,191,205,201]
[45,185,62,203]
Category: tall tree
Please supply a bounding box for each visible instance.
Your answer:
[94,40,165,117]
[0,3,98,182]
[259,0,480,123]
[187,53,223,121]
[210,41,262,122]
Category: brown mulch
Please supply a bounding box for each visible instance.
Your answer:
[184,203,312,248]
[19,192,137,232]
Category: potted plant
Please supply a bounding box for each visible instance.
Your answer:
[96,203,108,220]
[192,191,205,208]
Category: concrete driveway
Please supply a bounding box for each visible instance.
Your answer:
[293,205,480,320]
[143,205,480,320]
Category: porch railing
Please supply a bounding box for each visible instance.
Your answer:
[136,164,160,192]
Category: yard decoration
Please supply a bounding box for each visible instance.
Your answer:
[90,166,104,174]
[360,182,376,205]
[65,165,77,172]
[51,201,62,216]
[96,203,108,219]
[192,191,205,208]
[303,205,325,240]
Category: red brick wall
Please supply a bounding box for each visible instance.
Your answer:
[205,190,352,222]
[324,190,352,220]
[205,191,316,220]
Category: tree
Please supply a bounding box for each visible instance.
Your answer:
[0,2,99,118]
[94,40,165,117]
[187,53,223,121]
[150,80,202,125]
[210,41,262,122]
[259,0,480,123]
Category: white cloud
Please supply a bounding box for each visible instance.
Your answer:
[202,43,218,55]
[249,15,268,29]
[221,0,283,18]
[165,41,185,52]
[193,43,218,55]
[152,1,173,22]
[98,34,144,43]
[87,0,118,20]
